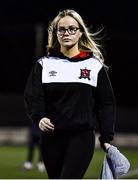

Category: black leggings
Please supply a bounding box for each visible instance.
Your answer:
[41,130,95,179]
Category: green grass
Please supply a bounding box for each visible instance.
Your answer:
[0,146,138,179]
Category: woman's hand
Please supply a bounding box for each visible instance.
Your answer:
[39,117,54,132]
[103,143,111,151]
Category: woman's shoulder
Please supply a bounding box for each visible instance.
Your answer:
[88,56,104,69]
[37,56,49,65]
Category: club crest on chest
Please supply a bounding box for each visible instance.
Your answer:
[79,68,91,80]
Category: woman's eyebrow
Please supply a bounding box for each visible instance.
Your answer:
[58,25,78,28]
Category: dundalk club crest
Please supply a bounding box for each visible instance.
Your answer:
[79,67,91,80]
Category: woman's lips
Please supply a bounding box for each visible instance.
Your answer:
[63,38,71,41]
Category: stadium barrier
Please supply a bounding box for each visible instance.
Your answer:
[0,127,137,148]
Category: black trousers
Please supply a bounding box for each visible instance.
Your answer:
[40,130,95,179]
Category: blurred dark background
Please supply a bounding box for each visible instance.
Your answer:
[0,0,138,132]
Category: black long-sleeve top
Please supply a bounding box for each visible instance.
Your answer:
[24,50,116,144]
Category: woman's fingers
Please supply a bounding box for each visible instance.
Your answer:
[42,121,54,130]
[42,119,54,128]
[39,121,54,131]
[39,117,54,132]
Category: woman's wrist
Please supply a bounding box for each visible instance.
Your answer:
[104,143,111,149]
[103,143,111,152]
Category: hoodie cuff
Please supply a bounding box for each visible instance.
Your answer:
[99,136,112,152]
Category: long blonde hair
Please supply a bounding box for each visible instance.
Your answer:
[47,9,104,62]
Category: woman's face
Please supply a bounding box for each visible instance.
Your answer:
[56,16,82,49]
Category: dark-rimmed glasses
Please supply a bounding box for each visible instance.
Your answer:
[57,26,80,36]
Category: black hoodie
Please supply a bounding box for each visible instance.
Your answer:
[24,49,116,144]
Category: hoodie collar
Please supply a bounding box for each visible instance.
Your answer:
[47,48,93,62]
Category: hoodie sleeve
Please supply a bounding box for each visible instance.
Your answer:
[24,60,46,127]
[95,66,116,145]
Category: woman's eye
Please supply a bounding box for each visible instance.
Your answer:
[69,27,76,31]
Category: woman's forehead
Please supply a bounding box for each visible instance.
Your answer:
[57,16,79,27]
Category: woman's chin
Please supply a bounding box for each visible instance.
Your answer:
[62,43,74,48]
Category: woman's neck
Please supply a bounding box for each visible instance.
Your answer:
[60,46,80,58]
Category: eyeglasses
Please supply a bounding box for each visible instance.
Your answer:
[57,26,80,36]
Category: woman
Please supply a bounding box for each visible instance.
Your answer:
[24,9,116,179]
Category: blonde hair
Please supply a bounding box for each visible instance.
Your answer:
[47,9,104,62]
